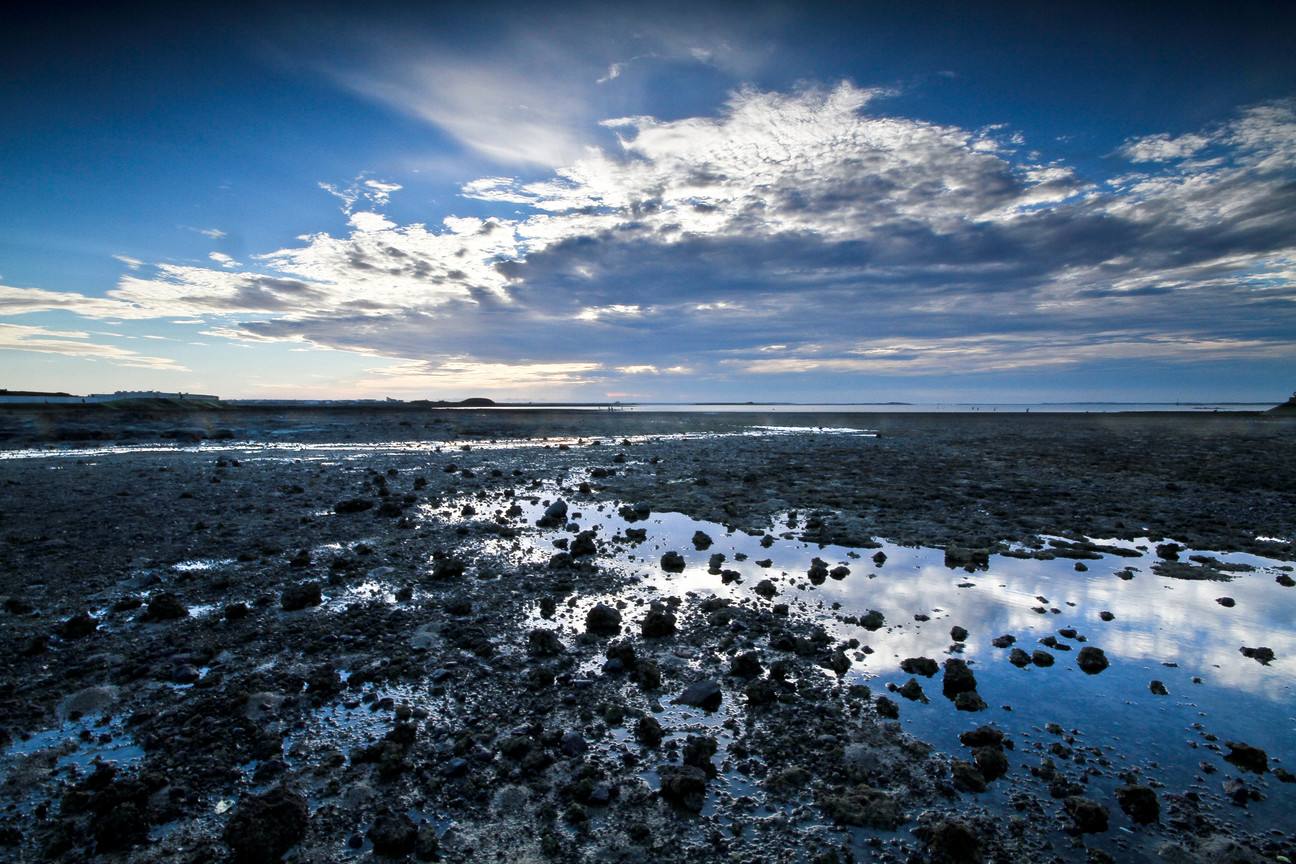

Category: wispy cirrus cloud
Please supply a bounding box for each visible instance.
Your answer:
[0,323,187,370]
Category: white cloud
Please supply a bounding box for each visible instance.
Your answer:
[371,358,604,390]
[5,88,1294,395]
[0,284,147,318]
[735,332,1296,377]
[575,304,644,321]
[0,323,186,370]
[209,252,240,268]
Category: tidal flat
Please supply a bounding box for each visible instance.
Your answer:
[0,406,1293,863]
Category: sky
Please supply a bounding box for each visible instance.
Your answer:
[2,0,1294,403]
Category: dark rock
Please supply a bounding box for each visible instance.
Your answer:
[944,545,990,570]
[754,579,778,599]
[973,745,1007,780]
[1008,648,1032,667]
[281,581,322,611]
[222,787,309,862]
[1115,784,1160,824]
[440,757,469,778]
[367,811,418,857]
[559,731,588,757]
[692,531,713,550]
[144,591,188,621]
[822,649,851,676]
[537,499,568,527]
[660,551,686,572]
[1031,650,1054,667]
[730,651,763,678]
[901,657,939,677]
[675,679,722,711]
[942,658,977,696]
[635,716,664,748]
[172,663,201,684]
[1222,778,1262,805]
[950,625,969,642]
[807,558,829,584]
[1064,796,1109,833]
[606,638,637,670]
[875,696,899,719]
[898,678,927,702]
[1099,610,1115,621]
[1216,596,1235,608]
[1239,646,1275,664]
[527,628,564,656]
[682,734,719,777]
[954,691,988,712]
[1075,646,1109,674]
[959,726,1004,749]
[1278,574,1296,587]
[817,784,901,829]
[415,824,439,861]
[569,530,598,557]
[58,611,98,640]
[585,603,622,635]
[1223,741,1268,773]
[636,658,662,690]
[927,819,982,864]
[746,678,779,706]
[641,605,677,638]
[1149,680,1169,696]
[859,609,885,630]
[991,634,1016,648]
[951,759,987,793]
[334,497,374,514]
[658,765,707,811]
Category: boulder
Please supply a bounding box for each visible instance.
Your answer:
[367,811,418,857]
[640,606,677,638]
[1223,741,1268,773]
[1075,646,1109,674]
[900,656,939,677]
[927,820,982,864]
[942,658,977,696]
[1064,796,1109,833]
[1115,784,1160,824]
[675,679,723,711]
[658,765,707,811]
[222,788,309,862]
[144,591,188,621]
[817,784,901,829]
[281,581,322,611]
[585,603,622,635]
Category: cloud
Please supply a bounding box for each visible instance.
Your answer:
[321,175,405,213]
[311,5,777,168]
[0,284,147,318]
[0,323,186,370]
[5,88,1294,395]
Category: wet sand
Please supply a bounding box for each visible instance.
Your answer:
[0,406,1293,863]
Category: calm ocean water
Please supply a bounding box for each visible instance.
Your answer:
[613,402,1279,413]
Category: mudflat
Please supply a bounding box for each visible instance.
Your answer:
[0,406,1292,863]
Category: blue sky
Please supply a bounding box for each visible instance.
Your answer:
[2,0,1294,402]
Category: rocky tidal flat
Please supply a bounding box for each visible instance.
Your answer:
[0,406,1293,863]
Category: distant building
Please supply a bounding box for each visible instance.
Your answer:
[87,391,220,402]
[0,389,84,404]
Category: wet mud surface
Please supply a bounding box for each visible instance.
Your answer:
[0,407,1293,863]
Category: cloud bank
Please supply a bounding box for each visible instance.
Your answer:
[10,87,1296,395]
